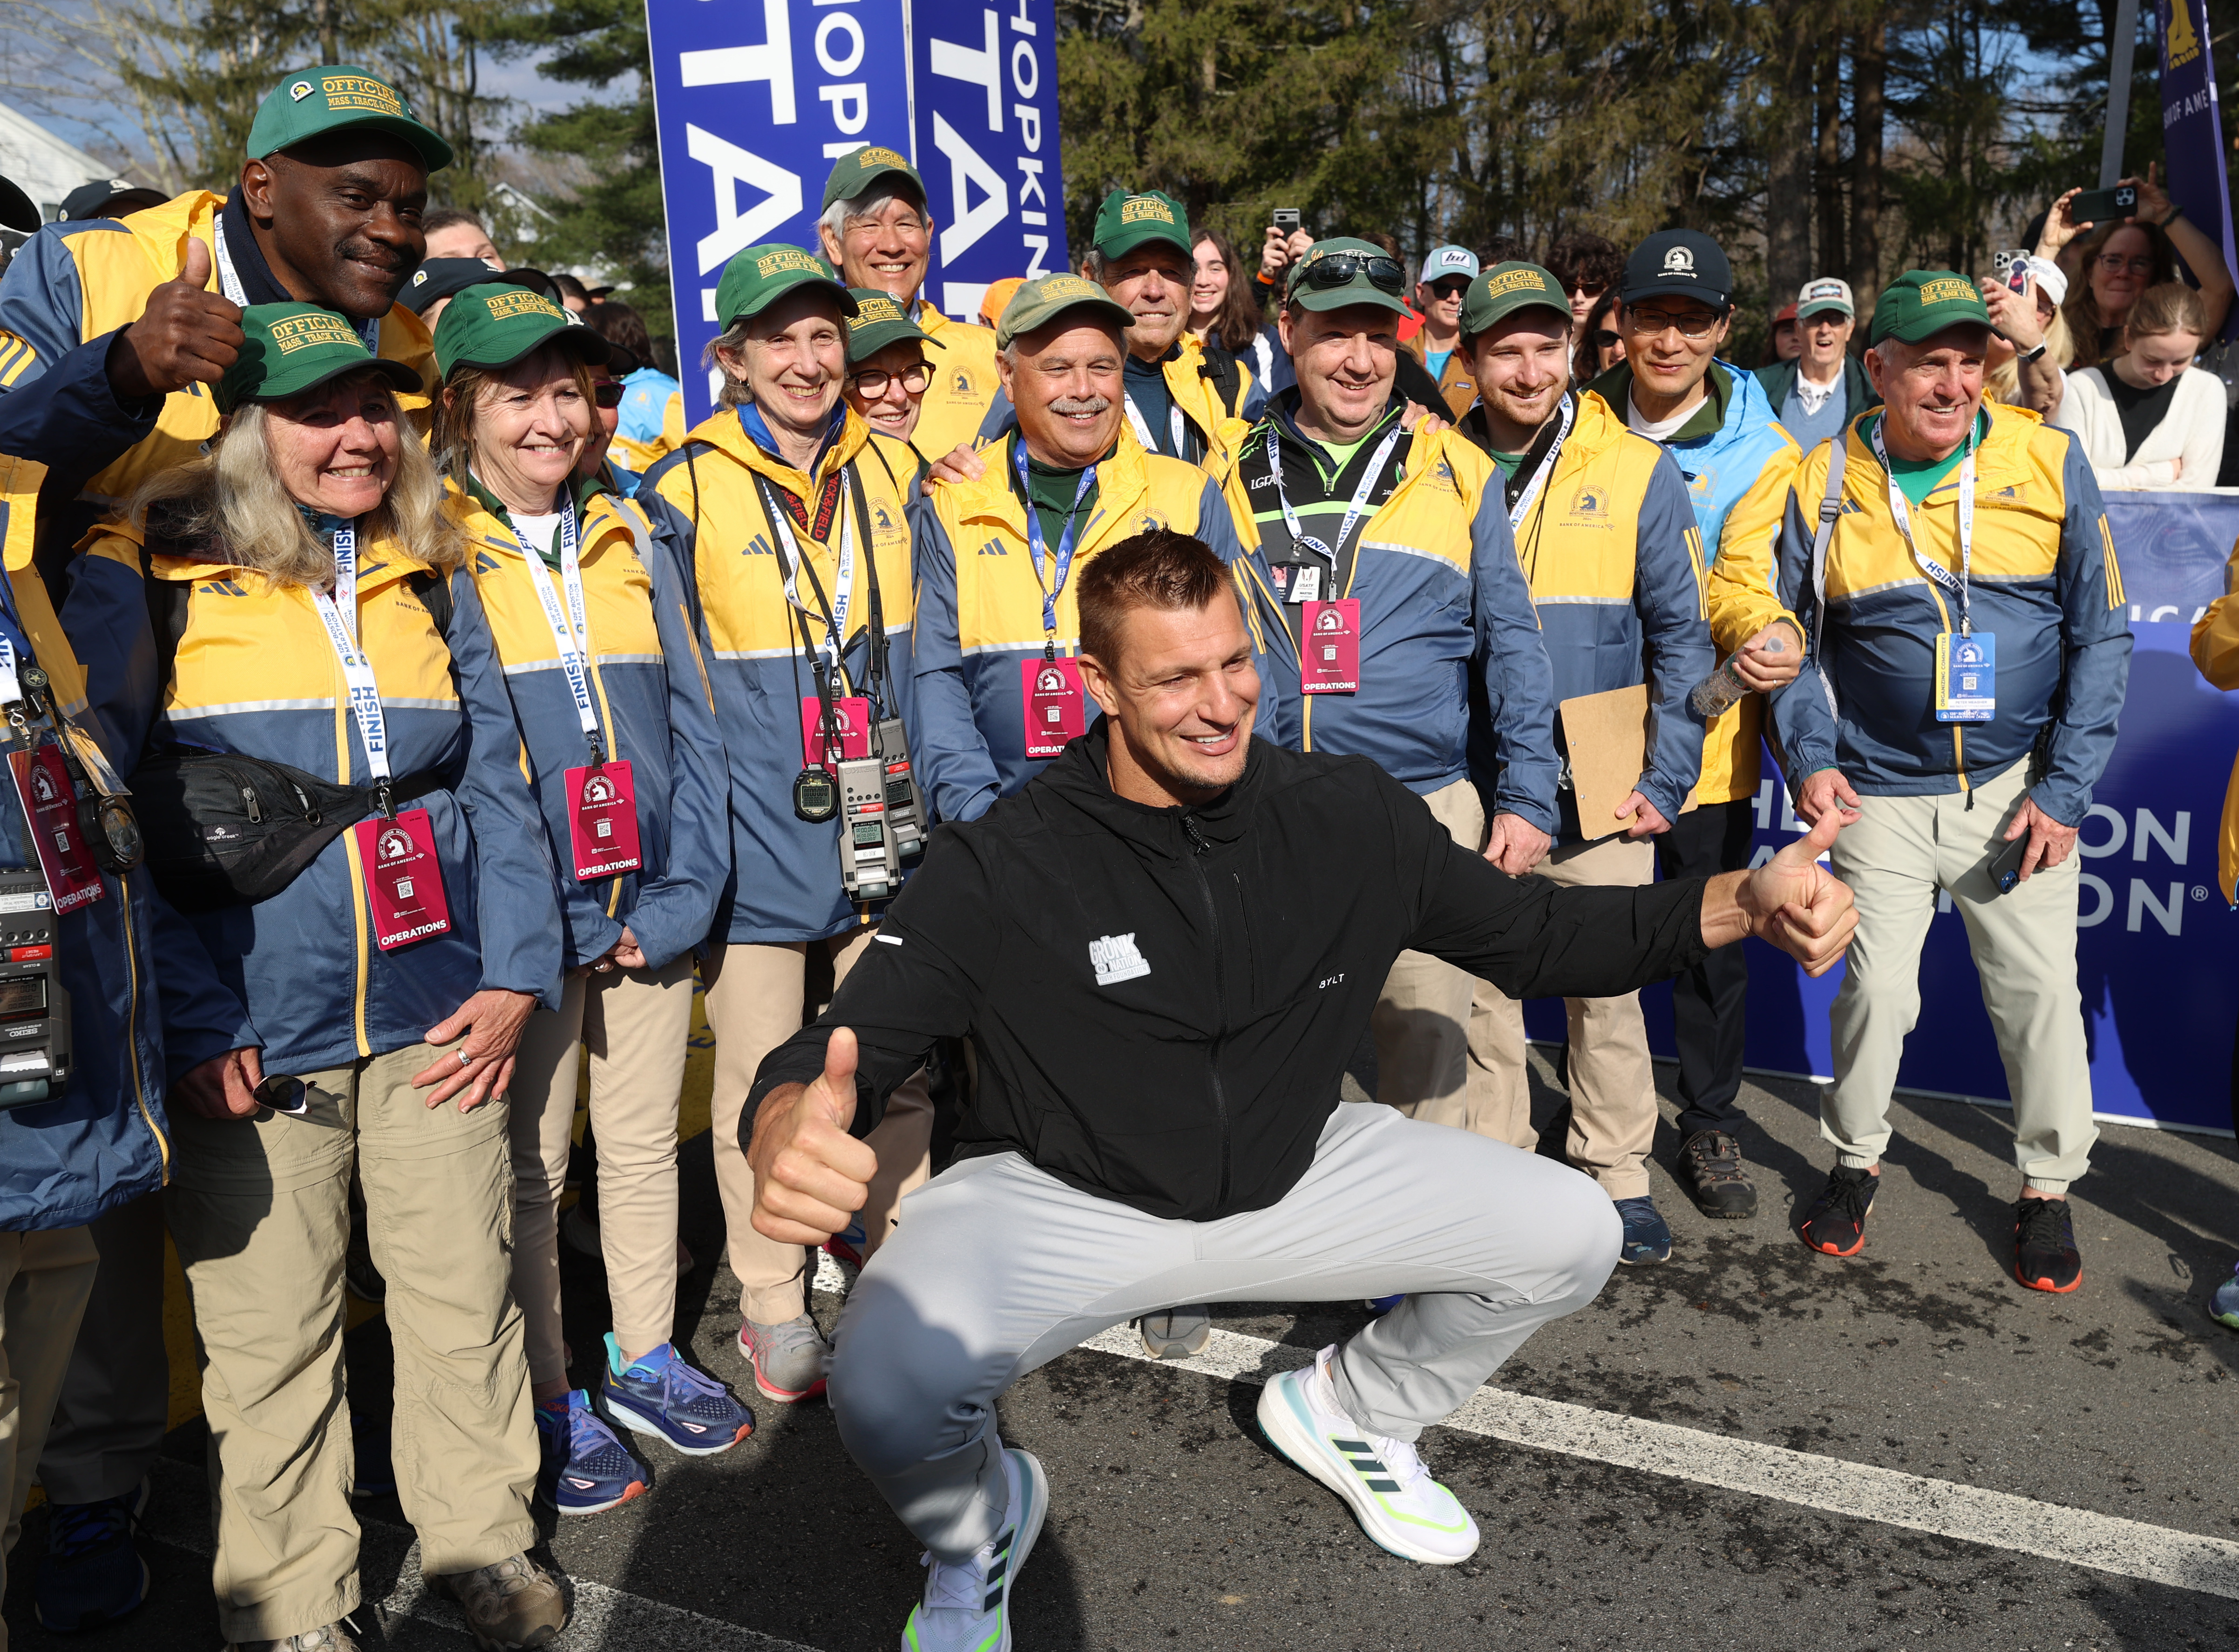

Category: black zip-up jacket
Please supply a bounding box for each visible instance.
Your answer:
[749,723,1712,1221]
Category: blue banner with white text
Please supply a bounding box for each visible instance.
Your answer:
[2158,0,2239,342]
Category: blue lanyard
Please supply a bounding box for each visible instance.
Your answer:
[1014,440,1097,654]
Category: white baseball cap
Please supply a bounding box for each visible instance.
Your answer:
[1419,245,1480,284]
[1797,277,1855,319]
[2025,255,2068,308]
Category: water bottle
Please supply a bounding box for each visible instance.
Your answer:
[1689,635,1785,718]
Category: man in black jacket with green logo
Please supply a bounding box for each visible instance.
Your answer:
[745,530,1854,1652]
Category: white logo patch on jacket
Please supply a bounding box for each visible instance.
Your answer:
[1090,933,1150,986]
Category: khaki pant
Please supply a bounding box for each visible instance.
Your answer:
[1466,833,1659,1198]
[166,1043,537,1643]
[1371,779,1488,1119]
[0,1224,98,1652]
[38,1191,169,1503]
[1825,757,2097,1192]
[510,955,697,1385]
[703,928,935,1325]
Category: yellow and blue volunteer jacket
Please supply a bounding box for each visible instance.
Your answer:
[2189,547,2239,903]
[975,331,1254,465]
[0,454,248,1231]
[447,477,728,970]
[641,402,921,945]
[1214,392,1560,830]
[911,307,1003,462]
[78,515,562,1076]
[910,422,1248,823]
[0,190,432,506]
[1766,404,2133,826]
[1466,389,1715,838]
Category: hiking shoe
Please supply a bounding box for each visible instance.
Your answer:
[227,1625,360,1651]
[2212,1262,2239,1330]
[428,1553,568,1650]
[738,1313,831,1402]
[1676,1129,1757,1219]
[601,1335,753,1455]
[1257,1345,1479,1565]
[1613,1196,1671,1264]
[2014,1196,2083,1293]
[35,1477,149,1631]
[535,1390,646,1516]
[1801,1165,1878,1256]
[1137,1305,1211,1359]
[900,1445,1047,1652]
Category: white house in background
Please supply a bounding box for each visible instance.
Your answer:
[0,105,136,224]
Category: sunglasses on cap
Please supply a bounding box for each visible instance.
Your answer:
[1291,251,1407,295]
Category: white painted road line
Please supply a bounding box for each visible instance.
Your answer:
[1077,1320,2239,1600]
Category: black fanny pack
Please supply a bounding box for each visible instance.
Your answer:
[127,749,456,914]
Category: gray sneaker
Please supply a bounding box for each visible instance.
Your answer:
[738,1313,831,1402]
[429,1552,568,1650]
[1137,1305,1212,1359]
[230,1626,360,1652]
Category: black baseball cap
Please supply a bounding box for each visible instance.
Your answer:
[59,179,166,223]
[400,258,511,315]
[0,176,35,235]
[1620,230,1732,311]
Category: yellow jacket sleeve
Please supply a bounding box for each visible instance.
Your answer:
[1706,436,1804,657]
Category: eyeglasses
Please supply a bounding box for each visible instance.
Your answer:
[592,379,624,408]
[1622,307,1722,339]
[2096,253,2156,275]
[1570,281,1608,299]
[848,362,931,399]
[1291,251,1407,296]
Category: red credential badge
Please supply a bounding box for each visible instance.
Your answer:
[1020,656,1086,759]
[352,808,453,951]
[801,695,871,773]
[566,760,642,880]
[7,745,102,912]
[1300,598,1361,694]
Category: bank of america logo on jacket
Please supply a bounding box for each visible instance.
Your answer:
[1090,933,1150,986]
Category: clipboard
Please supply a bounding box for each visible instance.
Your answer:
[1559,683,1696,840]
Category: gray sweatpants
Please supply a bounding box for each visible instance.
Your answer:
[828,1100,1620,1561]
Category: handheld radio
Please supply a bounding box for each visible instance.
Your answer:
[0,867,69,1110]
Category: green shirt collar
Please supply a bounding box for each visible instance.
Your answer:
[464,469,606,565]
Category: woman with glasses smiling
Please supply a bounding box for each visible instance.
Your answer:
[841,286,944,470]
[2035,169,2232,370]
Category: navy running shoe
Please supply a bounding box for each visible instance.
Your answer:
[1614,1195,1671,1264]
[34,1477,149,1632]
[536,1389,646,1516]
[1364,1295,1405,1316]
[599,1335,754,1456]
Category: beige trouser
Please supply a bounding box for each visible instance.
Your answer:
[509,955,696,1386]
[703,928,935,1325]
[1371,779,1489,1119]
[0,1224,99,1652]
[167,1043,537,1643]
[1825,756,2097,1192]
[1466,833,1660,1198]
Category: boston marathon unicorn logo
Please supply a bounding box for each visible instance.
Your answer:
[582,773,617,806]
[1036,664,1067,695]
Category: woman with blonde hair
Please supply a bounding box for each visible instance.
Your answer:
[2055,280,2226,490]
[431,283,742,1512]
[104,303,568,1652]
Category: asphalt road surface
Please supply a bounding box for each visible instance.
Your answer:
[8,1053,2237,1652]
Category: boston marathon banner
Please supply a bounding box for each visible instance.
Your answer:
[645,0,1067,425]
[2159,0,2239,343]
[1527,494,2239,1134]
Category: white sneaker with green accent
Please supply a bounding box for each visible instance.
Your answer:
[1256,1344,1480,1565]
[901,1446,1047,1652]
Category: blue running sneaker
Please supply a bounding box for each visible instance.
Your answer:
[1614,1195,1671,1265]
[599,1335,754,1456]
[34,1477,149,1631]
[2212,1261,2239,1331]
[1364,1295,1405,1316]
[536,1390,646,1516]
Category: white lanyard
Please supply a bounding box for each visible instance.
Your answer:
[510,499,604,762]
[1872,417,1977,635]
[1263,420,1406,576]
[1125,391,1187,460]
[1506,394,1576,530]
[306,520,394,794]
[0,636,21,709]
[766,472,857,673]
[211,218,381,355]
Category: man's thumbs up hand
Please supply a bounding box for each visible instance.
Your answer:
[106,235,246,402]
[1736,807,1857,977]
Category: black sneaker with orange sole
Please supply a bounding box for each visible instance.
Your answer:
[1800,1165,1877,1256]
[2013,1195,2083,1292]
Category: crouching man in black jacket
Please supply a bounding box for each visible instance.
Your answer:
[746,529,1852,1651]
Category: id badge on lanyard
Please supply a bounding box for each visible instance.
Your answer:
[1264,421,1400,689]
[1874,420,1993,724]
[801,693,871,772]
[7,745,102,913]
[1018,443,1095,758]
[1125,392,1186,460]
[317,521,453,949]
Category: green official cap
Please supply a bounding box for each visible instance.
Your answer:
[434,283,611,380]
[1092,188,1191,262]
[1283,237,1411,316]
[1868,269,1992,347]
[246,65,453,172]
[844,289,944,363]
[217,303,421,415]
[822,144,924,211]
[1460,262,1571,336]
[992,273,1135,351]
[712,244,856,332]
